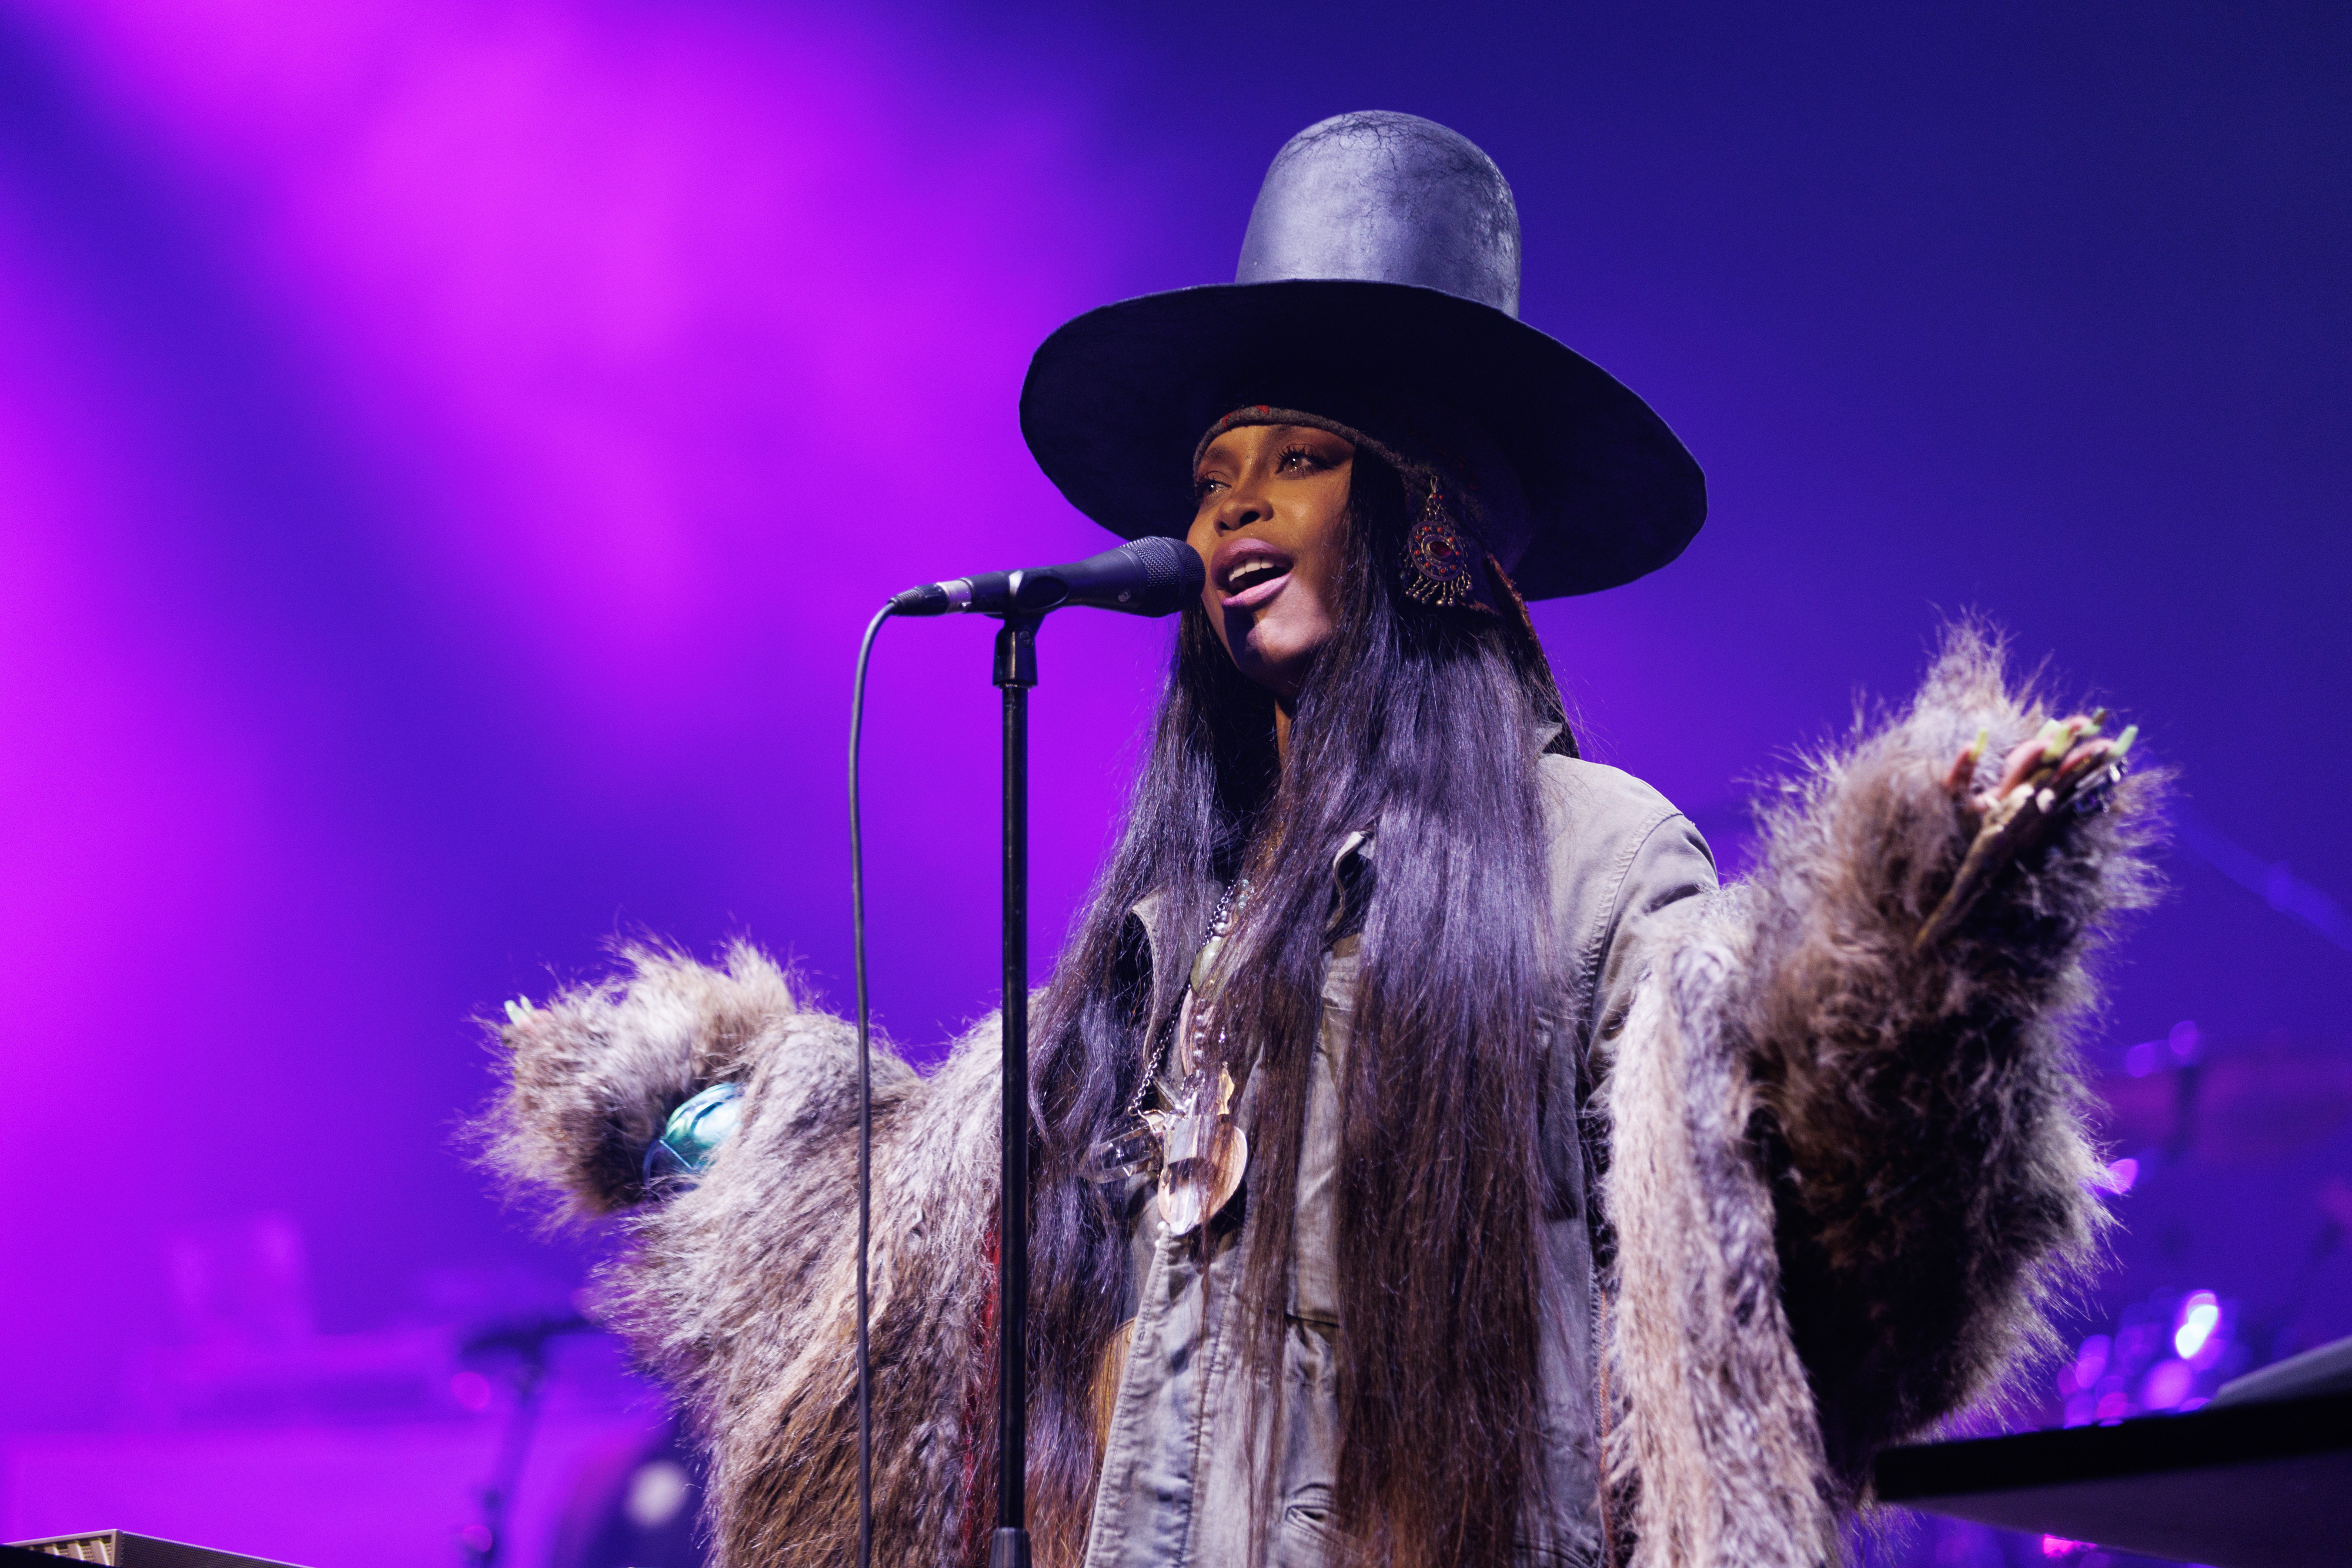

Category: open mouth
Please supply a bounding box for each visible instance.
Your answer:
[1214,543,1295,609]
[1225,559,1287,594]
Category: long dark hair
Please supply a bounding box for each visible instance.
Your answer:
[1020,446,1569,1567]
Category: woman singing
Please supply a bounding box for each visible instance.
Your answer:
[485,112,2155,1568]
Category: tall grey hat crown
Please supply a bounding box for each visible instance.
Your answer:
[1019,112,1705,600]
[1238,112,1522,317]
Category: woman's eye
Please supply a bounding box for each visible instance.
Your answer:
[1192,475,1225,502]
[1279,444,1314,470]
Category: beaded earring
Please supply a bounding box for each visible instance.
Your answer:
[1402,474,1484,609]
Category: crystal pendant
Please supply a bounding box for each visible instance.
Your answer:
[1158,1066,1247,1237]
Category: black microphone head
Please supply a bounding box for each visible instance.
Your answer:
[942,535,1207,618]
[1114,535,1205,617]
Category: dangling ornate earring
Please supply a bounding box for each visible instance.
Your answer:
[1402,474,1482,608]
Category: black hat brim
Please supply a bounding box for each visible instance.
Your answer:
[1018,278,1705,600]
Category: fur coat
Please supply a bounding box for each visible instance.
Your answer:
[480,630,2159,1567]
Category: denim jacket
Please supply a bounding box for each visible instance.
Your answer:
[1083,755,1716,1568]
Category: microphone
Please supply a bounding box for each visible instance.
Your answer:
[888,535,1204,618]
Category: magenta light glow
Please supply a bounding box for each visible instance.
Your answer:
[0,8,1150,1556]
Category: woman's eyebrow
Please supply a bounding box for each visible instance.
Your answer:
[1268,425,1352,457]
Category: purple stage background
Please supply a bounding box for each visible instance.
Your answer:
[0,3,2346,1564]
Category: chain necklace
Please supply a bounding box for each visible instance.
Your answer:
[1118,877,1245,1122]
[1089,878,1252,1234]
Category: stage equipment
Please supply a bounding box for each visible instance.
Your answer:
[457,1314,597,1567]
[6,1532,303,1567]
[1875,1385,2352,1566]
[2094,1034,2352,1168]
[2211,1333,2352,1406]
[889,535,1200,619]
[849,538,1204,1568]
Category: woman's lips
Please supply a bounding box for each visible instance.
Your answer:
[1221,567,1291,610]
[1211,540,1294,610]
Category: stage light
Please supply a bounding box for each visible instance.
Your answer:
[2139,1357,2194,1410]
[2173,1291,2221,1360]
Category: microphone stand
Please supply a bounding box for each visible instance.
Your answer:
[990,612,1039,1568]
[876,538,1195,1567]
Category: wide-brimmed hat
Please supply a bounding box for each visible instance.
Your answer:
[1018,112,1705,600]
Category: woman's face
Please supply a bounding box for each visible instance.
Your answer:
[1186,423,1355,702]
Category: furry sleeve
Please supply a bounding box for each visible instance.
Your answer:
[479,943,1002,1568]
[1604,887,1842,1568]
[1601,628,2160,1568]
[1733,627,2160,1483]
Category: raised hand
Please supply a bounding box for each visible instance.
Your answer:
[1916,712,2136,948]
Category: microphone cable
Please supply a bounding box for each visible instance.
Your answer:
[848,601,894,1568]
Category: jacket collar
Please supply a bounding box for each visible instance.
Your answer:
[1128,832,1372,986]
